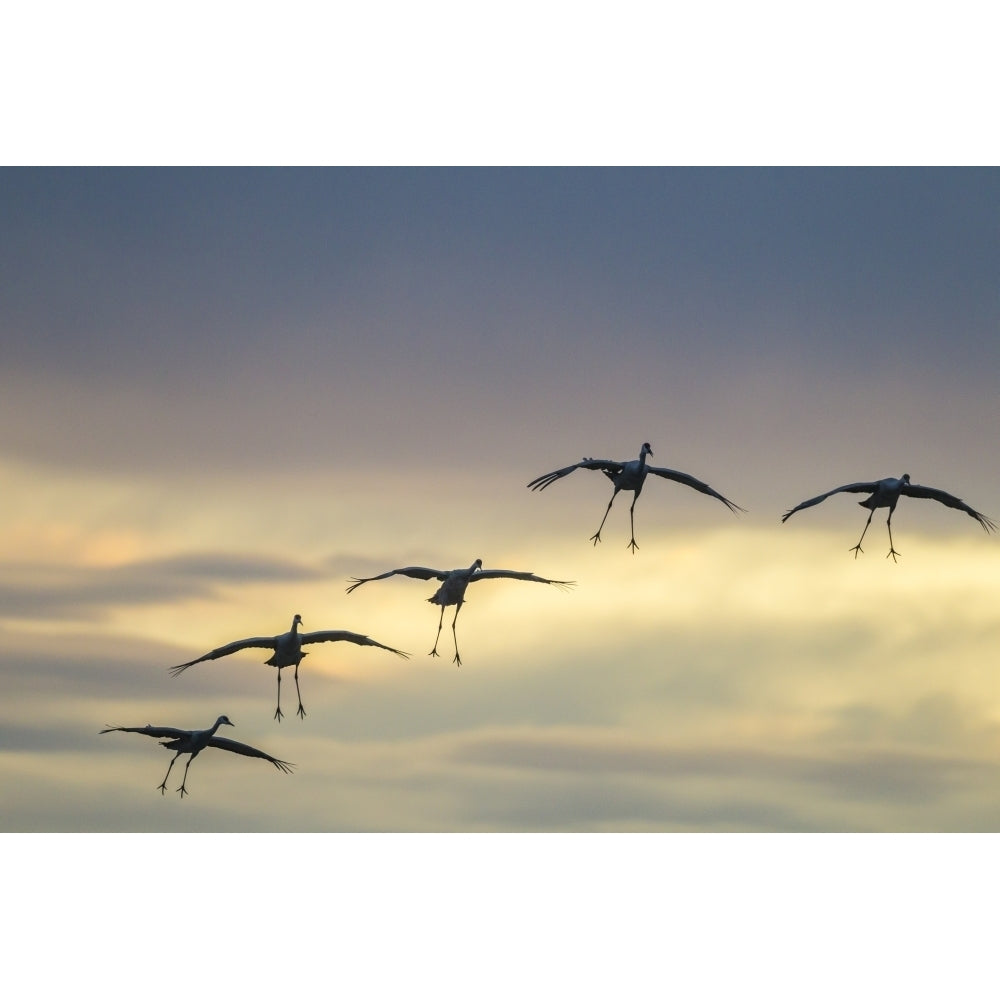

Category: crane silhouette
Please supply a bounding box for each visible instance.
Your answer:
[346,558,574,665]
[782,473,997,561]
[528,441,744,551]
[169,614,409,720]
[100,715,293,797]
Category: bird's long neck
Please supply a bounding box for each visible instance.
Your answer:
[290,617,301,635]
[208,717,226,737]
[637,448,649,471]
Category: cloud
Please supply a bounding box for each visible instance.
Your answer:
[0,551,326,621]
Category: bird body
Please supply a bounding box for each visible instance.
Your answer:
[169,614,409,720]
[100,715,293,797]
[528,442,744,551]
[782,473,997,560]
[346,558,574,665]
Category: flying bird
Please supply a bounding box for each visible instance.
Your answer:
[346,558,574,666]
[781,473,997,561]
[169,615,409,721]
[527,441,745,552]
[99,715,293,798]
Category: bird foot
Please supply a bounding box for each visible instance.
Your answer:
[274,706,285,723]
[296,704,307,720]
[589,532,603,546]
[886,547,901,563]
[157,782,168,795]
[627,538,640,554]
[428,648,440,659]
[849,544,864,559]
[453,653,463,668]
[177,785,189,798]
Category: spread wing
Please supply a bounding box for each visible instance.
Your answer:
[645,465,745,514]
[901,483,998,532]
[206,736,295,773]
[781,482,881,522]
[470,569,575,591]
[346,566,448,593]
[527,458,624,491]
[302,630,410,657]
[99,724,187,740]
[168,635,279,676]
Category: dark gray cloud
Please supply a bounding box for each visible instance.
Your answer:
[0,551,326,621]
[4,169,997,378]
[449,728,997,822]
[2,169,997,484]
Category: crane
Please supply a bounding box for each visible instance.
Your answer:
[346,558,574,665]
[782,473,997,561]
[527,441,744,552]
[100,715,293,797]
[169,614,409,720]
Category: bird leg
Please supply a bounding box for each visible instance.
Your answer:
[429,604,445,658]
[274,667,285,722]
[849,509,875,558]
[627,493,641,553]
[177,755,195,798]
[589,490,620,546]
[294,661,307,719]
[885,510,901,562]
[451,601,465,667]
[158,752,180,795]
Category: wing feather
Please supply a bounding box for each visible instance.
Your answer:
[901,483,998,532]
[168,636,278,675]
[99,724,187,740]
[781,482,880,522]
[207,736,295,772]
[645,465,745,514]
[346,566,447,593]
[302,630,410,657]
[527,459,624,491]
[471,569,575,590]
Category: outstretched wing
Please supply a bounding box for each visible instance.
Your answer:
[99,724,187,740]
[527,458,624,491]
[168,635,279,676]
[302,630,410,657]
[646,465,745,514]
[901,483,998,532]
[471,569,575,591]
[781,481,880,522]
[346,566,447,593]
[207,736,295,773]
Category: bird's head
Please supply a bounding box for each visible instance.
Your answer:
[472,558,483,572]
[901,474,911,484]
[217,715,235,728]
[641,442,653,457]
[292,613,303,627]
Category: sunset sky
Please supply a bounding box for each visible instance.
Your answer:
[6,0,1000,986]
[3,166,998,834]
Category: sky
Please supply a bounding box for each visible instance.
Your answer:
[3,165,999,837]
[4,6,1000,994]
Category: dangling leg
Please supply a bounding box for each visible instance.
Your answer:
[177,752,197,798]
[849,509,875,558]
[451,600,465,666]
[294,660,307,719]
[158,752,180,794]
[590,489,621,546]
[274,667,285,722]
[429,604,445,658]
[885,508,901,562]
[627,489,643,553]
